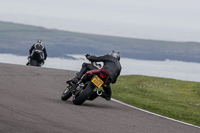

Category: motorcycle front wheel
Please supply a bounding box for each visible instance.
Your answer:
[61,86,72,101]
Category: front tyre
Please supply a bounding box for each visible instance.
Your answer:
[73,82,94,105]
[61,87,72,101]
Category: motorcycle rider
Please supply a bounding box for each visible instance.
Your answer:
[26,39,47,66]
[67,50,121,101]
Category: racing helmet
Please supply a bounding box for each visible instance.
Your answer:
[36,39,43,44]
[110,50,120,61]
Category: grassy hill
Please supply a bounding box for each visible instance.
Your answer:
[1,21,200,63]
[111,75,200,126]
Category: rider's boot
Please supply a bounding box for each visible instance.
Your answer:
[26,56,31,65]
[26,62,30,65]
[66,72,82,84]
[97,90,111,101]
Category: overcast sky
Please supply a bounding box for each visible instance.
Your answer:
[0,0,200,42]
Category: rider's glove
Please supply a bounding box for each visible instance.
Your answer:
[85,54,90,59]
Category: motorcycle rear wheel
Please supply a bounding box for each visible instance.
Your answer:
[73,82,94,105]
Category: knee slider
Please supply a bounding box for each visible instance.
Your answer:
[82,63,87,67]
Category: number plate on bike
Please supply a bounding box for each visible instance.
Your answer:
[92,75,104,88]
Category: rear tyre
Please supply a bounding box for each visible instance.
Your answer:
[73,82,94,105]
[61,87,72,101]
[30,60,37,66]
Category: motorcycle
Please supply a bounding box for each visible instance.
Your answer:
[61,58,109,105]
[26,50,45,67]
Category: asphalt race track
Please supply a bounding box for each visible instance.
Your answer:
[0,63,199,133]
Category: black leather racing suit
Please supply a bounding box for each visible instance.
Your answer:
[78,54,122,100]
[29,43,47,60]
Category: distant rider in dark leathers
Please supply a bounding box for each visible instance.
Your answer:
[26,39,47,66]
[67,50,121,101]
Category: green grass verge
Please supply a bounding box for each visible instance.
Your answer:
[111,75,200,126]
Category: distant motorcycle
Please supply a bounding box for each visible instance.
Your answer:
[61,57,109,105]
[26,50,45,67]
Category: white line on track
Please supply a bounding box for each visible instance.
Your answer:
[111,98,200,129]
